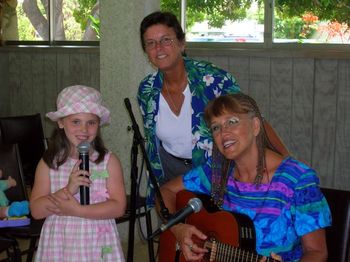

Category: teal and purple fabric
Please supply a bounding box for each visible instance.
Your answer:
[183,157,332,261]
[137,57,240,206]
[0,180,10,206]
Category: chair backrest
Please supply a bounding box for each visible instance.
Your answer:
[0,144,28,202]
[0,113,46,188]
[321,187,350,262]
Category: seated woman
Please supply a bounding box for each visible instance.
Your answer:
[160,93,331,262]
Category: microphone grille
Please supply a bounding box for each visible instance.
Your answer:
[77,141,90,153]
[188,198,202,213]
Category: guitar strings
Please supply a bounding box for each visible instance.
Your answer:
[212,241,278,262]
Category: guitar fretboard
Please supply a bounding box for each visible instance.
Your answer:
[207,240,278,262]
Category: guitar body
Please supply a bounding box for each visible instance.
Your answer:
[158,190,256,262]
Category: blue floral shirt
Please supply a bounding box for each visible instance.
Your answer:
[183,157,332,261]
[137,57,240,206]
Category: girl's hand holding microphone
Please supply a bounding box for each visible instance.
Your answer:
[66,159,91,195]
[47,159,91,216]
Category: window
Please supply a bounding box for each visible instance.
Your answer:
[187,2,264,43]
[160,0,350,46]
[273,1,350,44]
[1,0,99,45]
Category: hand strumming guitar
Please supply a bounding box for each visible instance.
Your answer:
[171,223,208,261]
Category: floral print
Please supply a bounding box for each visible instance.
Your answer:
[137,57,240,206]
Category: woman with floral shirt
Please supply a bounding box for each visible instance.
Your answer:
[138,11,240,206]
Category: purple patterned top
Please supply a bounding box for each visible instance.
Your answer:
[183,157,332,261]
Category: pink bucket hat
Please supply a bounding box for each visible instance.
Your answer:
[46,85,111,125]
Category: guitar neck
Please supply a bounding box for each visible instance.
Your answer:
[209,241,279,262]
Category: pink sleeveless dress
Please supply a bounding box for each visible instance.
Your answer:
[35,152,125,262]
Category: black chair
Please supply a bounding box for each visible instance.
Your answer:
[321,187,350,262]
[0,113,46,188]
[0,236,21,262]
[0,144,44,262]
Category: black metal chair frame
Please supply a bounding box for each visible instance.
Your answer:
[0,236,21,262]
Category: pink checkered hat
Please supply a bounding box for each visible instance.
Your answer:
[46,85,111,125]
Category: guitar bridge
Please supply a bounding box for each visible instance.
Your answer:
[204,238,218,262]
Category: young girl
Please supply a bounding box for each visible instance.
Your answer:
[30,85,126,261]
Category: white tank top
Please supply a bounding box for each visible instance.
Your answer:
[156,85,192,159]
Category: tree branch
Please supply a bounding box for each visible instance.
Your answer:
[23,0,49,40]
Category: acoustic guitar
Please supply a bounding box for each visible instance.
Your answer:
[158,190,278,262]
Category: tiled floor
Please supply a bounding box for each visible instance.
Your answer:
[123,240,158,262]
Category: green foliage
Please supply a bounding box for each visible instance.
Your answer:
[11,0,350,42]
[17,4,36,40]
[161,0,350,27]
[161,0,259,29]
[248,2,264,24]
[73,0,98,31]
[160,0,181,15]
[274,16,304,39]
[275,0,350,24]
[89,15,100,39]
[63,0,84,40]
[161,0,349,42]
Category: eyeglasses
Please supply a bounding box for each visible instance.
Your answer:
[210,115,253,136]
[144,36,175,50]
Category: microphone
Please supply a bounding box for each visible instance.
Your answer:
[148,198,202,239]
[77,141,90,205]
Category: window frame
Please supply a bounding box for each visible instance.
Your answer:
[181,0,350,52]
[3,0,99,47]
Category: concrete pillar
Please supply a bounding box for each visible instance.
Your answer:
[100,0,159,253]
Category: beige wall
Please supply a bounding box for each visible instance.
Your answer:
[100,0,159,246]
[0,47,100,135]
[100,0,158,191]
